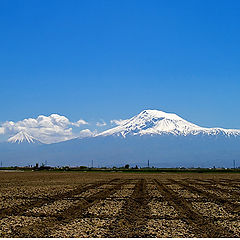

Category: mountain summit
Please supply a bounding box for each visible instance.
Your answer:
[7,131,42,144]
[99,109,240,137]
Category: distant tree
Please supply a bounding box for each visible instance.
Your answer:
[132,165,138,169]
[124,164,130,169]
[79,166,88,169]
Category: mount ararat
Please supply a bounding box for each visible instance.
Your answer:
[98,110,240,137]
[1,110,240,168]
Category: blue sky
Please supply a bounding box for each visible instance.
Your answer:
[1,0,240,134]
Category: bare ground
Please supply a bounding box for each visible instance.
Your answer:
[0,172,239,238]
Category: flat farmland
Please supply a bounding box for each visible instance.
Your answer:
[0,172,239,238]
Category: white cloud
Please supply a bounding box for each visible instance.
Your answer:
[0,127,5,134]
[96,120,107,127]
[0,114,89,144]
[73,119,88,127]
[79,129,96,138]
[110,119,128,126]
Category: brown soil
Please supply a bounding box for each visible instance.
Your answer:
[0,172,239,238]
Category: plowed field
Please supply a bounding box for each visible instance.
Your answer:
[0,172,239,237]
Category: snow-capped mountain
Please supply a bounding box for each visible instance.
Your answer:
[1,109,240,168]
[8,131,42,144]
[99,110,240,137]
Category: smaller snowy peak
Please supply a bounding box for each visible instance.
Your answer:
[8,131,42,144]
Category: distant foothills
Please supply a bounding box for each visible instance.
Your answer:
[1,110,240,168]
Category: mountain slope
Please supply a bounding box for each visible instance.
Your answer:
[8,131,42,144]
[30,133,240,168]
[99,110,240,137]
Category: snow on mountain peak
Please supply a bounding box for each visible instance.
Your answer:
[138,109,183,121]
[99,109,240,137]
[7,131,41,144]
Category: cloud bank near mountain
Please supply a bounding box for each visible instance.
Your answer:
[0,114,89,144]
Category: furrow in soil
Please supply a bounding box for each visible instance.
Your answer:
[106,179,151,238]
[154,179,235,238]
[0,178,120,219]
[174,179,240,214]
[1,179,127,238]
